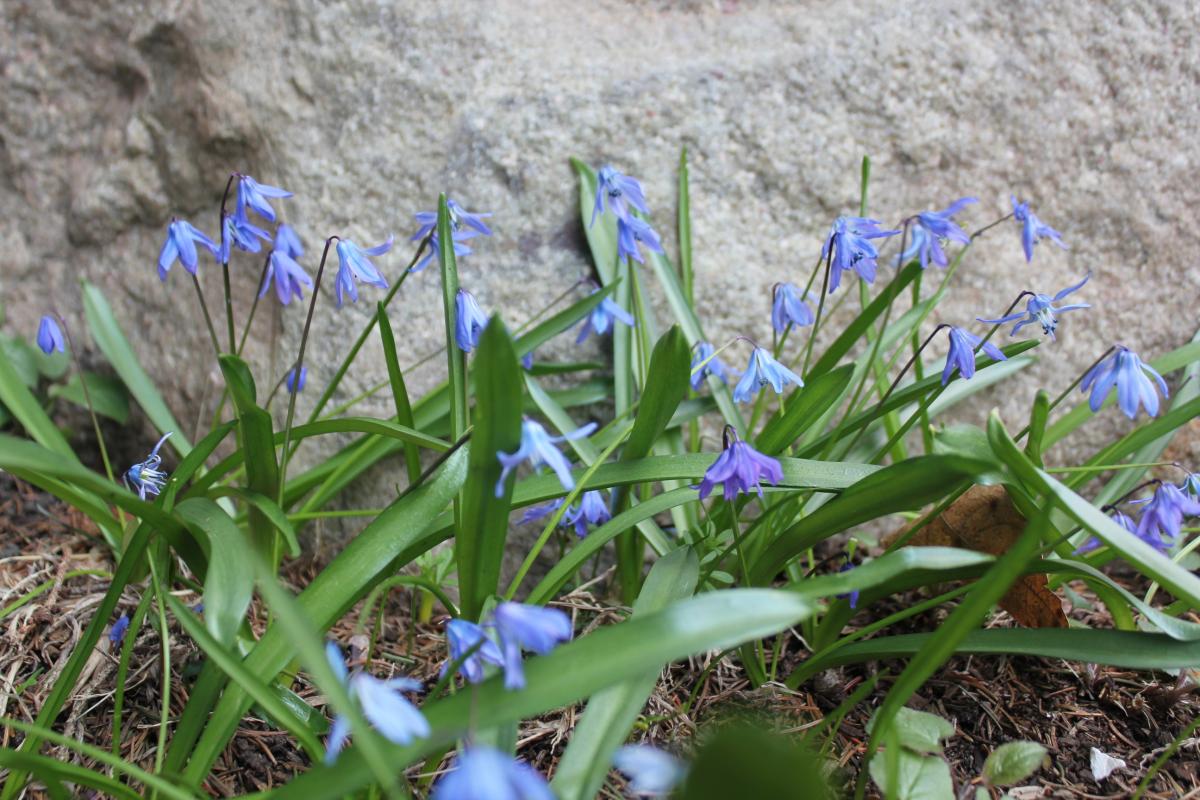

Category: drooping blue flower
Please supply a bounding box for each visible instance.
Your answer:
[1011,196,1068,262]
[613,745,688,797]
[978,273,1090,339]
[441,618,505,685]
[334,236,393,307]
[521,351,534,370]
[491,601,572,691]
[157,219,220,281]
[1131,482,1200,550]
[495,419,597,497]
[431,746,554,800]
[732,347,804,403]
[323,641,429,765]
[235,175,292,224]
[455,289,489,353]
[771,283,816,332]
[1080,346,1168,419]
[837,562,860,609]
[1075,509,1138,554]
[274,223,305,259]
[36,316,65,354]
[690,341,738,390]
[286,366,307,393]
[411,199,493,272]
[576,292,635,343]
[896,197,977,269]
[591,166,650,227]
[260,250,313,305]
[697,427,783,501]
[413,229,479,273]
[941,326,1007,385]
[219,212,271,263]
[519,498,567,526]
[616,216,664,264]
[1182,472,1200,501]
[821,216,900,293]
[109,614,131,647]
[569,490,612,538]
[124,432,172,500]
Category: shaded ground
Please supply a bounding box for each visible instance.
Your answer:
[1,474,1197,798]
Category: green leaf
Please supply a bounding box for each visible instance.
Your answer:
[175,498,253,647]
[808,263,920,379]
[206,487,300,558]
[377,302,421,483]
[515,282,617,359]
[869,748,954,800]
[875,707,955,755]
[983,741,1048,787]
[0,748,142,800]
[0,334,74,458]
[48,372,130,424]
[678,147,694,303]
[82,280,191,458]
[1024,390,1051,466]
[437,194,468,442]
[681,724,834,800]
[757,364,854,455]
[218,355,279,559]
[1,335,40,386]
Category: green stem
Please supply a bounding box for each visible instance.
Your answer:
[190,273,223,359]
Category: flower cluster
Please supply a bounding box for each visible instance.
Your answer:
[897,197,977,270]
[323,641,429,764]
[411,198,493,273]
[520,489,613,538]
[1078,478,1200,554]
[442,602,573,691]
[592,166,664,263]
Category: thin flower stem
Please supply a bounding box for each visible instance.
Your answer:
[217,174,237,354]
[190,273,223,358]
[628,257,653,388]
[801,246,834,377]
[145,555,172,780]
[55,315,118,489]
[970,211,1014,241]
[237,251,273,356]
[1143,533,1200,607]
[1014,345,1116,441]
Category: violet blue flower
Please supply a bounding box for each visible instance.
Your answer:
[616,216,664,264]
[334,236,393,307]
[978,273,1090,339]
[219,212,271,264]
[690,341,738,390]
[577,292,635,343]
[413,229,479,273]
[1182,472,1200,501]
[1011,196,1067,262]
[260,250,313,305]
[124,432,172,500]
[1080,346,1168,419]
[771,283,816,332]
[519,498,567,526]
[1131,482,1200,550]
[491,601,572,691]
[36,316,65,354]
[495,418,597,497]
[1075,509,1138,554]
[323,641,429,764]
[455,289,489,353]
[613,745,688,797]
[837,562,860,609]
[431,746,554,800]
[411,199,493,272]
[235,175,292,224]
[941,327,1007,385]
[286,366,307,393]
[591,165,650,226]
[274,223,305,259]
[896,197,977,269]
[732,347,804,403]
[569,490,612,538]
[109,614,131,647]
[441,618,505,685]
[697,427,783,501]
[157,219,220,281]
[821,216,900,293]
[521,351,534,370]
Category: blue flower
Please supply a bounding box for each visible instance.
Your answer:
[519,498,567,526]
[260,250,313,305]
[1011,196,1067,262]
[1131,482,1200,550]
[334,236,393,307]
[568,490,612,538]
[521,351,534,370]
[274,223,305,259]
[157,219,219,281]
[219,213,271,263]
[235,175,292,224]
[1075,509,1137,554]
[577,292,636,343]
[492,601,572,690]
[413,229,479,273]
[441,618,505,685]
[431,746,554,800]
[732,347,804,403]
[323,641,429,765]
[455,289,489,353]
[616,216,664,264]
[36,316,65,354]
[821,216,900,293]
[109,614,131,647]
[286,366,307,393]
[690,341,738,390]
[411,199,493,272]
[837,562,860,609]
[613,745,688,797]
[941,326,1007,385]
[1080,346,1167,419]
[897,197,977,269]
[124,432,172,500]
[697,428,783,501]
[591,165,649,226]
[1182,472,1200,501]
[495,419,597,497]
[978,273,1090,339]
[771,282,816,332]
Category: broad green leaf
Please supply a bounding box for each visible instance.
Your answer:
[0,334,40,387]
[808,262,921,379]
[0,336,74,458]
[983,741,1048,787]
[438,194,468,442]
[869,749,954,800]
[218,355,279,558]
[377,302,420,483]
[206,487,300,558]
[175,498,253,647]
[757,364,854,455]
[48,371,130,424]
[681,724,833,800]
[874,707,954,755]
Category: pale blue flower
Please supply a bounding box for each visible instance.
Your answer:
[591,165,649,226]
[732,347,804,403]
[896,197,977,269]
[235,175,292,224]
[323,641,429,765]
[1011,196,1067,262]
[978,273,1090,339]
[613,745,688,797]
[286,366,307,393]
[36,316,64,354]
[260,250,313,305]
[441,618,505,685]
[690,342,738,390]
[521,352,534,370]
[771,283,815,332]
[455,289,490,353]
[837,562,860,609]
[1075,509,1138,555]
[334,236,393,307]
[411,199,493,272]
[697,428,783,501]
[109,614,131,647]
[219,212,271,263]
[158,219,219,281]
[821,216,900,293]
[492,601,572,690]
[1182,472,1200,501]
[577,292,635,343]
[568,490,611,538]
[431,746,554,800]
[274,223,305,259]
[495,419,597,497]
[124,432,172,500]
[616,216,664,264]
[941,327,1006,385]
[1131,482,1200,550]
[1080,346,1167,419]
[414,229,479,273]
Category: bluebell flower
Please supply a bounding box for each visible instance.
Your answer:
[591,165,650,226]
[495,419,597,497]
[1080,346,1168,419]
[286,366,307,393]
[896,197,977,269]
[577,292,635,343]
[334,236,393,307]
[771,282,816,332]
[431,746,554,800]
[323,641,429,765]
[274,223,305,259]
[157,219,219,281]
[441,618,505,685]
[613,745,688,797]
[1075,509,1138,554]
[978,273,1090,339]
[1131,482,1200,550]
[1011,196,1067,262]
[235,175,292,224]
[690,341,738,390]
[36,316,65,354]
[413,229,479,273]
[732,347,804,403]
[837,562,860,609]
[697,427,783,501]
[109,614,131,647]
[519,498,567,526]
[1182,472,1200,501]
[455,289,489,353]
[411,199,493,272]
[124,432,172,500]
[821,216,900,293]
[219,213,271,263]
[941,327,1007,385]
[616,216,664,264]
[260,250,313,305]
[521,351,534,370]
[492,601,572,690]
[568,490,612,538]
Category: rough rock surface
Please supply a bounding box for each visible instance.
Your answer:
[3,1,1198,512]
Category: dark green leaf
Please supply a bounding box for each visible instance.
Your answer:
[757,364,854,455]
[175,498,253,647]
[48,372,130,424]
[377,302,420,483]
